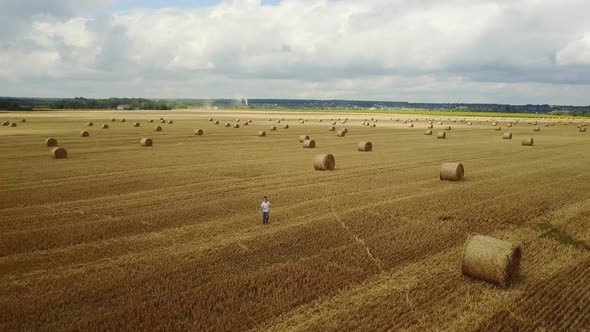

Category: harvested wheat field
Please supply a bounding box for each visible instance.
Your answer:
[1,109,590,331]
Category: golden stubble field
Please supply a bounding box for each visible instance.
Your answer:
[1,109,590,331]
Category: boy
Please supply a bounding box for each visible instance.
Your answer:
[261,196,271,224]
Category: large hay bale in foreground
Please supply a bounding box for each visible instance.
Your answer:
[462,235,521,288]
[357,141,372,152]
[258,131,266,137]
[303,139,316,148]
[522,138,534,146]
[80,131,90,137]
[503,133,512,139]
[101,124,109,129]
[440,163,464,181]
[51,147,68,159]
[314,154,335,170]
[46,138,58,147]
[155,126,162,132]
[337,129,346,137]
[437,132,446,139]
[299,135,310,143]
[140,138,153,147]
[194,129,204,135]
[425,129,433,135]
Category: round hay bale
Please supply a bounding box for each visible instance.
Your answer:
[329,126,336,131]
[337,129,346,137]
[319,119,323,122]
[236,119,240,122]
[361,121,366,125]
[445,126,451,131]
[160,117,164,121]
[303,139,316,148]
[437,132,446,139]
[533,127,540,132]
[331,121,337,125]
[299,135,310,143]
[427,124,433,129]
[276,120,281,123]
[438,121,443,125]
[268,118,272,121]
[440,163,464,181]
[467,122,472,125]
[149,119,154,123]
[160,119,166,123]
[194,129,204,135]
[209,118,213,121]
[492,122,498,126]
[503,133,512,139]
[248,120,253,123]
[214,121,219,124]
[371,124,376,127]
[51,147,68,159]
[494,126,502,131]
[225,122,231,127]
[155,126,162,132]
[10,122,17,127]
[462,235,521,288]
[340,120,346,124]
[270,126,277,131]
[2,121,9,126]
[522,138,534,146]
[134,122,140,127]
[258,131,266,137]
[301,120,305,124]
[80,131,90,137]
[314,154,335,171]
[243,122,249,126]
[21,118,26,123]
[87,122,94,126]
[140,138,153,147]
[343,128,348,134]
[101,124,109,129]
[408,123,414,128]
[121,119,126,123]
[234,124,240,128]
[403,120,407,123]
[167,120,173,124]
[111,118,116,122]
[580,127,587,132]
[46,138,58,147]
[357,141,372,152]
[424,129,433,135]
[283,124,289,129]
[507,123,512,127]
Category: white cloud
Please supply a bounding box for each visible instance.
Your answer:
[2,0,590,104]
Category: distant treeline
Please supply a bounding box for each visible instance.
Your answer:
[52,97,173,110]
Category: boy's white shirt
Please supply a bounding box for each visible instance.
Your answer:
[261,201,271,212]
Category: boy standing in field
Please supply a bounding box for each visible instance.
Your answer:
[261,196,271,225]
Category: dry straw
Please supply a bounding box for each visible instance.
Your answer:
[437,132,446,139]
[440,163,464,181]
[462,235,521,288]
[299,135,310,143]
[303,139,316,148]
[258,131,266,137]
[80,131,90,137]
[140,138,153,147]
[314,154,335,170]
[522,138,534,146]
[194,129,204,135]
[357,141,372,152]
[101,124,109,129]
[51,147,68,159]
[425,129,433,135]
[46,138,58,147]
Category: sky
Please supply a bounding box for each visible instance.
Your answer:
[1,0,590,105]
